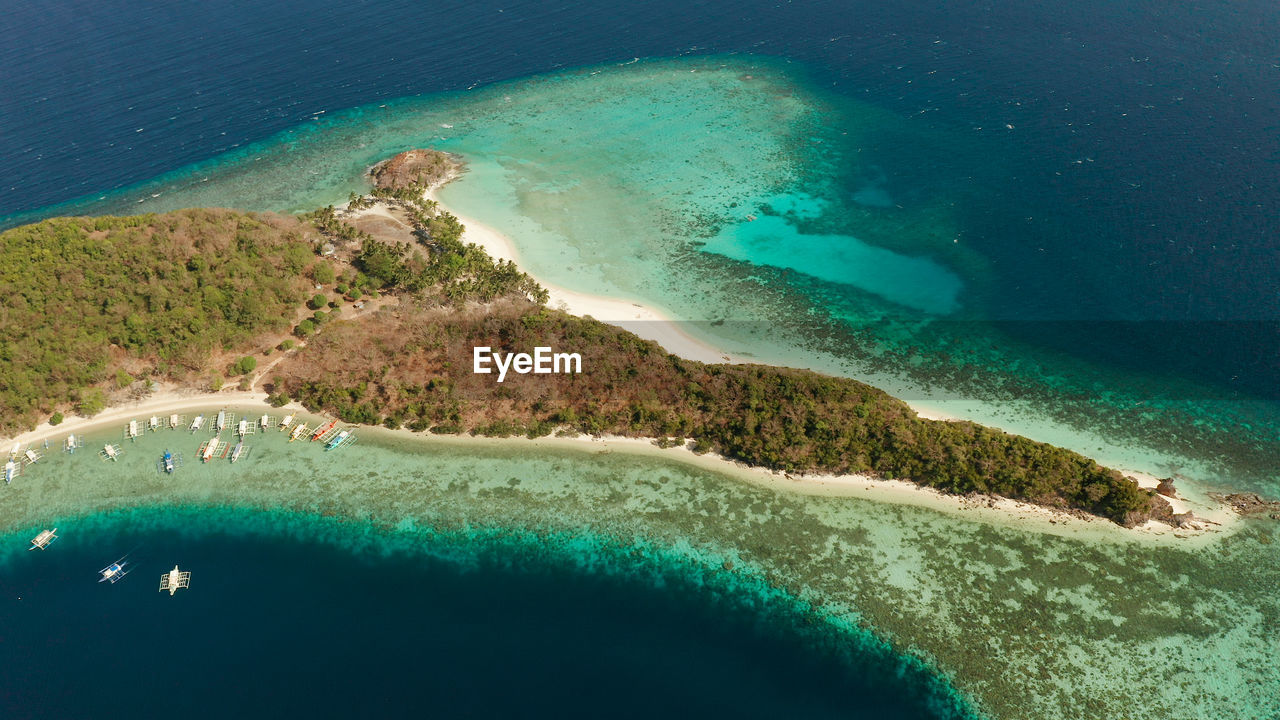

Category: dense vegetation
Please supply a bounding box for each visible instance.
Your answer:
[310,173,546,305]
[0,209,317,431]
[0,150,1166,525]
[273,300,1167,525]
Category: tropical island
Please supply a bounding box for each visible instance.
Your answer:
[0,150,1184,527]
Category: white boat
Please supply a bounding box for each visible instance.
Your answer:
[158,565,191,595]
[260,414,270,429]
[127,420,139,439]
[4,460,16,484]
[279,414,295,429]
[9,441,20,459]
[237,419,247,437]
[149,416,160,431]
[169,413,180,428]
[216,410,227,432]
[24,448,39,464]
[99,558,130,583]
[230,442,245,463]
[103,444,119,461]
[201,440,217,463]
[190,415,205,432]
[29,528,57,550]
[65,434,78,453]
[290,423,308,442]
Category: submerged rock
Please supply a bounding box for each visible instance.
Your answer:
[1209,492,1280,519]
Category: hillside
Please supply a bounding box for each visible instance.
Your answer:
[0,209,320,431]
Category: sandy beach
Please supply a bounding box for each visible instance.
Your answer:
[0,386,1236,543]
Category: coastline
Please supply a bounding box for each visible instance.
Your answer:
[0,389,1237,543]
[419,180,747,367]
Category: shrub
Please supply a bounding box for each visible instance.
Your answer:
[278,339,295,351]
[76,389,107,417]
[49,412,64,426]
[234,356,257,375]
[114,369,134,389]
[307,294,327,310]
[267,392,290,408]
[311,262,335,284]
[295,319,316,337]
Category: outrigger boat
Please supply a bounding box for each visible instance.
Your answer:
[311,419,337,441]
[324,430,354,451]
[148,415,161,432]
[158,565,191,595]
[4,460,17,484]
[279,414,295,430]
[289,423,309,442]
[101,443,121,461]
[99,557,130,583]
[29,528,57,550]
[126,420,139,440]
[158,449,182,474]
[230,441,248,463]
[199,438,225,463]
[23,448,41,465]
[237,419,248,437]
[260,414,271,429]
[65,433,83,454]
[216,410,228,433]
[169,413,181,429]
[190,415,205,432]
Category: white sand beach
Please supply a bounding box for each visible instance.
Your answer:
[0,386,1235,543]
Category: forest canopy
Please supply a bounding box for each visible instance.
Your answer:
[0,209,315,431]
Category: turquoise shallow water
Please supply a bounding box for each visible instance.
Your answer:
[2,406,1279,719]
[6,57,1274,498]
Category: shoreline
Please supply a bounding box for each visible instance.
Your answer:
[0,391,1238,543]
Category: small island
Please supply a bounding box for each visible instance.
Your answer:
[0,150,1184,527]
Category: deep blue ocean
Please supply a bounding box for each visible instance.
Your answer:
[0,511,958,720]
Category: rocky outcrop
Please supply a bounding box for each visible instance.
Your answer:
[369,149,457,191]
[1122,494,1175,528]
[1209,492,1280,520]
[1155,478,1177,498]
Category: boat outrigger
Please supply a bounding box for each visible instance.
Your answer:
[23,447,41,465]
[311,419,337,441]
[101,443,122,461]
[199,438,227,463]
[29,528,57,550]
[158,565,191,595]
[65,433,83,454]
[158,449,183,474]
[290,423,308,441]
[279,414,295,430]
[325,429,356,451]
[99,557,130,583]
